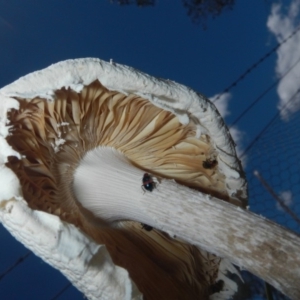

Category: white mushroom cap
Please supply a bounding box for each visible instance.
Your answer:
[0,58,247,299]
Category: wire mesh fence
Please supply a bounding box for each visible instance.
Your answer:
[234,104,300,300]
[246,107,300,234]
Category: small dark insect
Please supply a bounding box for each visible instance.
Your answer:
[142,172,156,192]
[209,280,224,294]
[141,223,153,231]
[202,159,218,169]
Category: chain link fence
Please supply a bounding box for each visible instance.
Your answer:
[233,106,300,300]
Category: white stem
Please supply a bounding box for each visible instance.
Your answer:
[145,180,300,299]
[73,147,156,225]
[73,147,300,299]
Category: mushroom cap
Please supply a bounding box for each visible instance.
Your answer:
[1,58,247,204]
[0,58,247,299]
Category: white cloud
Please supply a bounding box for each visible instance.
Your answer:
[210,93,247,166]
[267,0,300,120]
[276,190,293,211]
[210,92,231,118]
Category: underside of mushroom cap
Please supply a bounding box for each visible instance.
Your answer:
[0,58,247,299]
[1,58,247,207]
[5,80,243,222]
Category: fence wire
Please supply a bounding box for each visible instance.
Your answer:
[233,106,300,300]
[246,109,300,234]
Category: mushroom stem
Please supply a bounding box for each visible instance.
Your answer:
[74,146,300,299]
[145,180,300,299]
[73,147,156,225]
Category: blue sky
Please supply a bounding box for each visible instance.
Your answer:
[0,0,299,299]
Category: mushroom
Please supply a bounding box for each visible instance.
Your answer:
[0,58,247,299]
